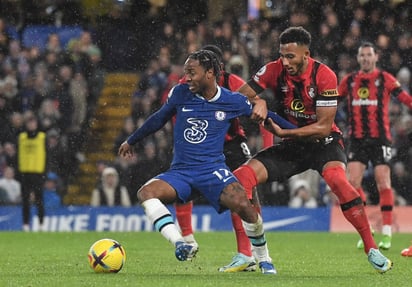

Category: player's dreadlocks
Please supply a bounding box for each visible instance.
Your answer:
[187,49,221,79]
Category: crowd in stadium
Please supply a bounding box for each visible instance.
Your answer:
[0,0,411,207]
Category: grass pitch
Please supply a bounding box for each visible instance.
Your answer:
[1,231,411,287]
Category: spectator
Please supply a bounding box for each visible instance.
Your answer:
[0,94,13,144]
[43,172,62,210]
[0,17,11,56]
[113,116,136,155]
[391,161,412,205]
[288,179,317,208]
[45,33,62,55]
[90,167,131,207]
[37,98,61,131]
[8,112,24,145]
[45,128,68,191]
[112,153,139,204]
[2,141,17,169]
[0,166,21,204]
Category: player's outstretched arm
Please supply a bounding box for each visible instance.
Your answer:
[395,88,412,109]
[238,83,268,123]
[265,106,336,140]
[266,111,296,129]
[119,104,175,158]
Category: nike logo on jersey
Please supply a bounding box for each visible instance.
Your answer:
[182,107,194,112]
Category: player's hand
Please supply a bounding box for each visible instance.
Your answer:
[118,141,133,158]
[264,118,283,137]
[251,97,268,123]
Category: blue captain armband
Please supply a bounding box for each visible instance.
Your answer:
[265,111,297,129]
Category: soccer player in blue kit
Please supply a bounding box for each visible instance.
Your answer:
[118,50,276,274]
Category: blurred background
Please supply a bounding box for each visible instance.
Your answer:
[0,0,411,208]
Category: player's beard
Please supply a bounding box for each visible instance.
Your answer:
[294,58,305,76]
[360,61,374,73]
[286,59,304,76]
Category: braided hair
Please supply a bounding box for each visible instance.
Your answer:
[187,49,221,79]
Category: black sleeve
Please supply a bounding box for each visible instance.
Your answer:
[247,79,265,94]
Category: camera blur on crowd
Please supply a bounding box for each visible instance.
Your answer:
[0,0,411,207]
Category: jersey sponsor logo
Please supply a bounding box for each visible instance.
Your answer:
[215,111,226,121]
[357,87,369,99]
[285,109,317,120]
[184,118,208,143]
[290,99,305,112]
[320,89,338,97]
[351,99,378,106]
[316,99,337,107]
[182,107,194,112]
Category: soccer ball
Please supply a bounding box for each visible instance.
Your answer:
[88,238,126,273]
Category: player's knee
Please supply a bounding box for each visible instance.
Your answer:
[232,197,252,215]
[137,185,157,203]
[137,187,149,203]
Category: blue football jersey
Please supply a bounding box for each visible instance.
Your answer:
[168,84,252,167]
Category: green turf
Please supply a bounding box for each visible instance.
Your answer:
[1,231,411,287]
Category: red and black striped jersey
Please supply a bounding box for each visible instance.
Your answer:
[248,57,341,134]
[338,68,400,144]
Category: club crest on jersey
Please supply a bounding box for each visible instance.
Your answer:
[215,111,226,121]
[307,85,317,98]
[375,79,381,87]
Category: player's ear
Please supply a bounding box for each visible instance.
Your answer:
[304,49,310,60]
[206,69,213,79]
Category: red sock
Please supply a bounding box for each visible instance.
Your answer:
[379,188,394,225]
[231,212,252,256]
[174,202,193,236]
[233,165,258,200]
[322,166,377,253]
[356,187,367,205]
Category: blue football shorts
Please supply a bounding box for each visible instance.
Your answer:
[155,162,238,213]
